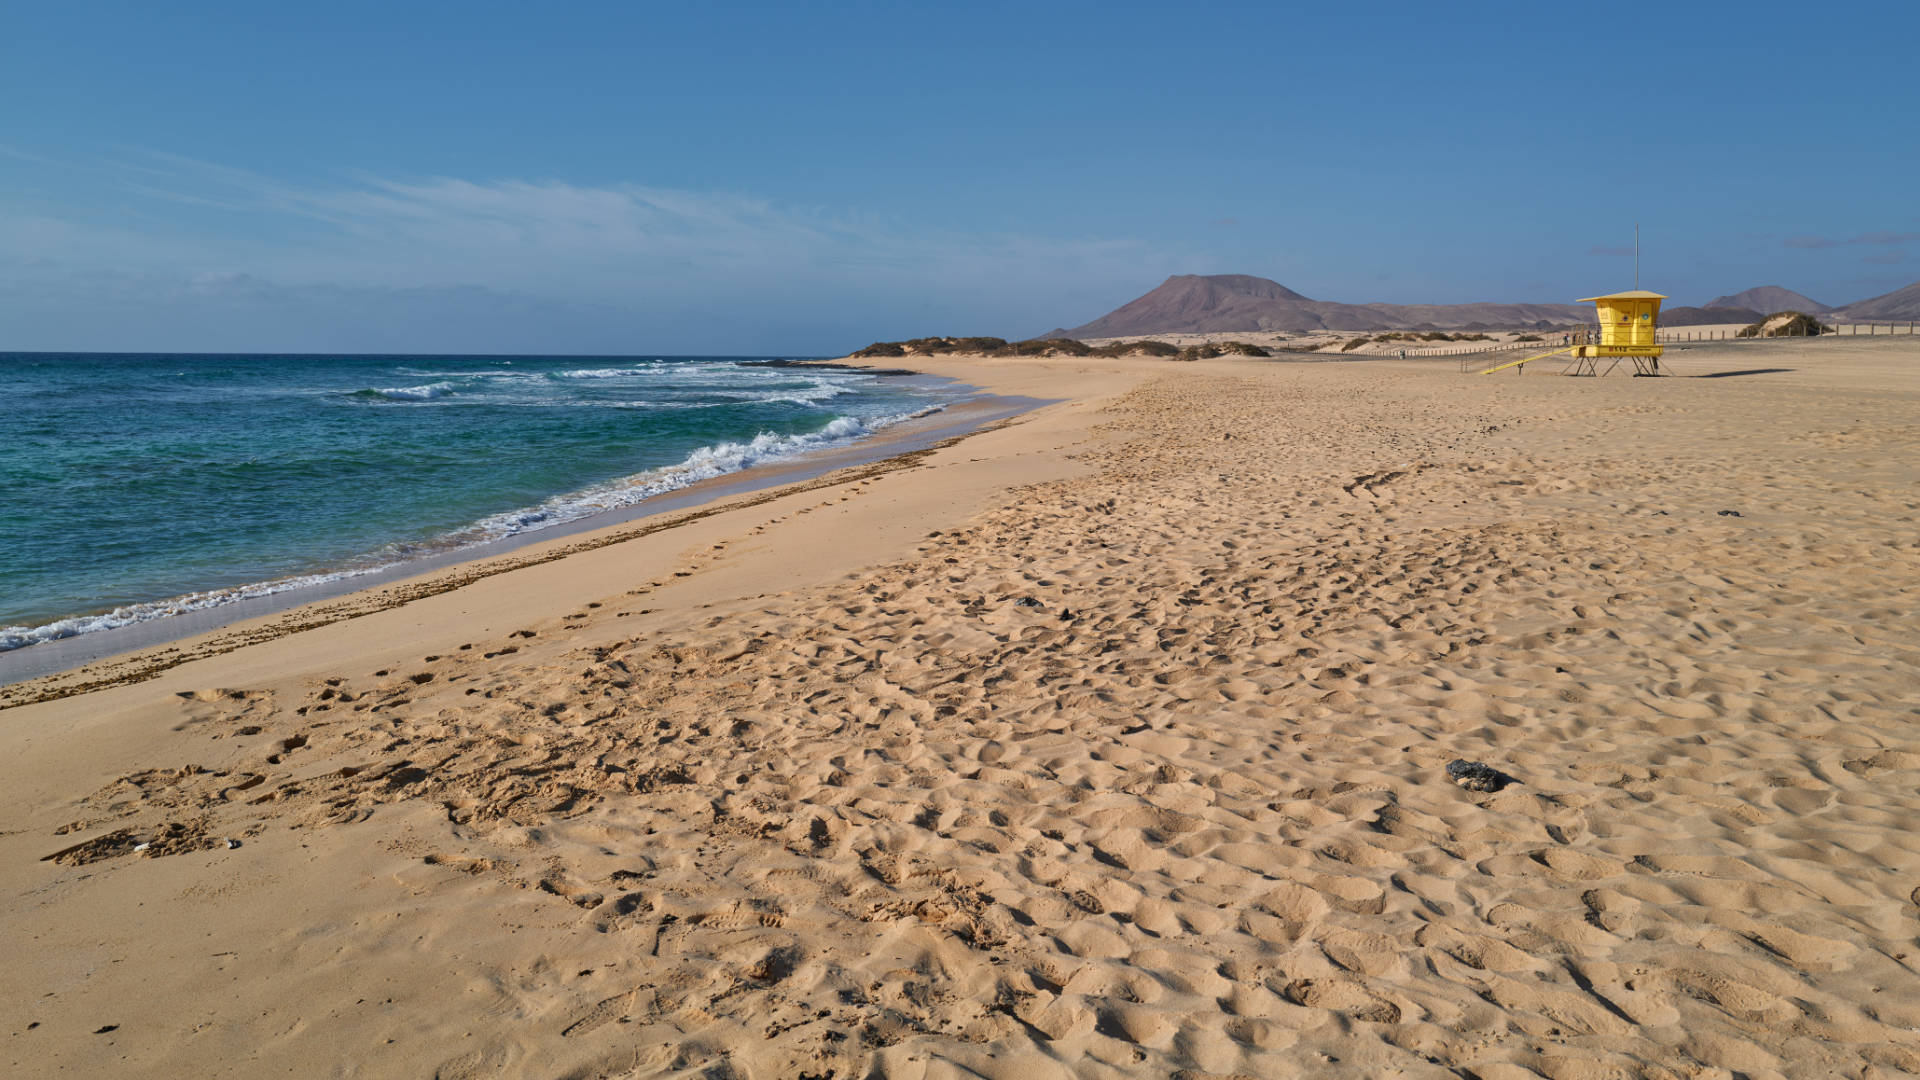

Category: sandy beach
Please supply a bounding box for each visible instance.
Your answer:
[5,339,1918,1079]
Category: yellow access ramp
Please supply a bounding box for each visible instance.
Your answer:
[1478,346,1574,375]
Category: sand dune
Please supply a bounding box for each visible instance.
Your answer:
[4,339,1919,1078]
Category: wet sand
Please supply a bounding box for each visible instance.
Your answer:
[3,338,1917,1079]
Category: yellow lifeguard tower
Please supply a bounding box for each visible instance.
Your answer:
[1571,290,1665,375]
[1478,289,1668,376]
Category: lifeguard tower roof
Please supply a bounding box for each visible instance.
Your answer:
[1575,290,1667,302]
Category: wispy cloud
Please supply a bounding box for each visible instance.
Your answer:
[1861,250,1906,265]
[79,152,966,286]
[0,149,1183,350]
[1785,231,1920,250]
[1853,231,1920,245]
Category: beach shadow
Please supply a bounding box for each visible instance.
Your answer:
[1694,368,1793,379]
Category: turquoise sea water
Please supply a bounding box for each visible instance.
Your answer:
[0,353,959,650]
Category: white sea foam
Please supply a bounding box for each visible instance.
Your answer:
[0,566,389,652]
[364,381,456,401]
[716,381,859,405]
[461,407,937,538]
[0,403,947,653]
[786,380,861,402]
[555,367,664,379]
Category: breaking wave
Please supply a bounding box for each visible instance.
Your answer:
[462,408,937,537]
[0,404,945,653]
[351,381,456,402]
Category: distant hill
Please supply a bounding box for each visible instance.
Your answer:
[1052,275,1589,337]
[1661,305,1762,327]
[1037,274,1915,340]
[1704,286,1831,314]
[1834,281,1920,321]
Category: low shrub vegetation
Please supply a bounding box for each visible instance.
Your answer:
[994,338,1093,356]
[850,336,1009,358]
[850,336,1273,361]
[1172,340,1273,360]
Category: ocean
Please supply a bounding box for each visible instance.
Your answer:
[0,352,962,652]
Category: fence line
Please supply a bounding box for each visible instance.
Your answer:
[1402,320,1918,362]
[1432,320,1920,371]
[1315,320,1916,365]
[1652,322,1915,342]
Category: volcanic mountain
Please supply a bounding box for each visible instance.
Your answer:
[1657,306,1762,327]
[1048,275,1590,337]
[1834,281,1920,321]
[1704,286,1832,314]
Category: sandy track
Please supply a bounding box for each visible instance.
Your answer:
[5,342,1918,1079]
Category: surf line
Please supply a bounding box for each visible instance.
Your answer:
[0,414,1022,711]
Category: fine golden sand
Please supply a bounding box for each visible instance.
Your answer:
[4,340,1918,1079]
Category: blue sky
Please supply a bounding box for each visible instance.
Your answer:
[3,1,1915,354]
